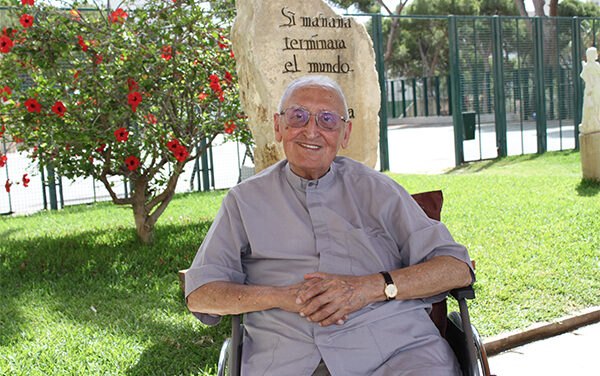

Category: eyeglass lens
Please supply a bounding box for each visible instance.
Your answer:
[283,108,343,130]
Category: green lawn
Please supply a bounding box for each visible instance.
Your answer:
[1,150,599,375]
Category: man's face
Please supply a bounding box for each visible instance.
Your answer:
[274,85,352,180]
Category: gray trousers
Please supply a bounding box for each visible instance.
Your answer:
[311,359,331,376]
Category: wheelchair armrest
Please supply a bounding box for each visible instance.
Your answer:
[450,285,475,301]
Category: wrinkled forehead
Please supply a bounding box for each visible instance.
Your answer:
[281,84,346,112]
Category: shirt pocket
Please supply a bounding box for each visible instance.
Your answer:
[344,227,402,275]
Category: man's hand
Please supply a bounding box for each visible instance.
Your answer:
[294,272,382,327]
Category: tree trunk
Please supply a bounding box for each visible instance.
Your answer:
[131,176,155,245]
[532,0,545,16]
[129,169,180,245]
[514,0,528,17]
[380,0,409,63]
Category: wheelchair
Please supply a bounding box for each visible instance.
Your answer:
[192,190,490,376]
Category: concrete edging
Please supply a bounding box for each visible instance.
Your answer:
[483,306,600,356]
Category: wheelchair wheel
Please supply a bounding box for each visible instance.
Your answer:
[216,337,231,376]
[448,311,491,376]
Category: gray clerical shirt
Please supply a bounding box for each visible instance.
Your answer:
[185,156,471,376]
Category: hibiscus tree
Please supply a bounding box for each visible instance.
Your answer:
[0,0,250,244]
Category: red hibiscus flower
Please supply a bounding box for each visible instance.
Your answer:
[24,98,41,113]
[1,86,11,101]
[96,143,106,153]
[161,45,172,61]
[166,139,180,152]
[77,35,88,51]
[198,92,208,101]
[19,14,34,28]
[125,155,140,171]
[127,77,138,92]
[110,8,128,24]
[95,54,103,64]
[0,154,6,167]
[224,120,236,134]
[224,71,233,84]
[51,101,66,117]
[210,80,221,93]
[5,179,12,192]
[13,135,23,143]
[21,0,34,5]
[127,91,141,112]
[115,127,129,142]
[22,174,30,187]
[173,145,189,162]
[0,36,13,53]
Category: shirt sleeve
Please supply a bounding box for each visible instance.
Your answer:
[184,189,249,325]
[386,184,475,304]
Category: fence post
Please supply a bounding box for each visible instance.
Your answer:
[46,164,58,210]
[401,79,407,118]
[435,75,441,116]
[201,138,211,191]
[533,17,547,153]
[572,17,582,150]
[423,77,429,116]
[58,175,64,208]
[40,164,47,210]
[449,15,464,166]
[372,14,390,171]
[412,78,418,116]
[492,15,507,157]
[1,140,12,214]
[390,80,396,118]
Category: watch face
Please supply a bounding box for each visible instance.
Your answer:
[385,284,398,299]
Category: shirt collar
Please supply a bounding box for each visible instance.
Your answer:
[284,160,337,192]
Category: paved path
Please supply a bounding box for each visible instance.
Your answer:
[487,322,600,375]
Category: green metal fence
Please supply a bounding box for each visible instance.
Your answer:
[366,14,600,168]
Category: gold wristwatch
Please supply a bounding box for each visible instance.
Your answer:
[380,271,398,300]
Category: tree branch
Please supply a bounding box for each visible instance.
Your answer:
[382,0,409,62]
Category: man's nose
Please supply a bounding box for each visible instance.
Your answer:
[304,114,320,137]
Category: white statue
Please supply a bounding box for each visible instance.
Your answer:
[580,47,600,134]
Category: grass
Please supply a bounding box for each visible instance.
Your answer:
[1,150,599,375]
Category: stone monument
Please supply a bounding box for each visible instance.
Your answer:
[579,47,600,182]
[231,0,380,173]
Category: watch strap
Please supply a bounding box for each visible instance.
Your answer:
[380,271,393,285]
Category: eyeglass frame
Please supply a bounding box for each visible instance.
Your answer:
[278,106,348,131]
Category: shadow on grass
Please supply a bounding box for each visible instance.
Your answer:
[447,153,545,174]
[576,179,600,197]
[0,220,232,375]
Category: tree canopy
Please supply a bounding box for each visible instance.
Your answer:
[1,0,250,244]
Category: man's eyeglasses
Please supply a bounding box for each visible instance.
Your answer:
[279,107,347,131]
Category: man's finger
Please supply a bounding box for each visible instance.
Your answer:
[296,279,330,304]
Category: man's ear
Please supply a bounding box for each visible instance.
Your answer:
[274,113,283,142]
[341,121,352,149]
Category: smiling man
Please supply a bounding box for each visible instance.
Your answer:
[185,75,473,376]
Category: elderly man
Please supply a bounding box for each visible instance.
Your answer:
[185,75,474,376]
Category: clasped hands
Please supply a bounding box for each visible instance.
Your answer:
[280,272,381,327]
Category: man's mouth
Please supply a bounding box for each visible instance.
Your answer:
[298,142,321,150]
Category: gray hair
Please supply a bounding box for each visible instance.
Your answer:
[277,75,349,119]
